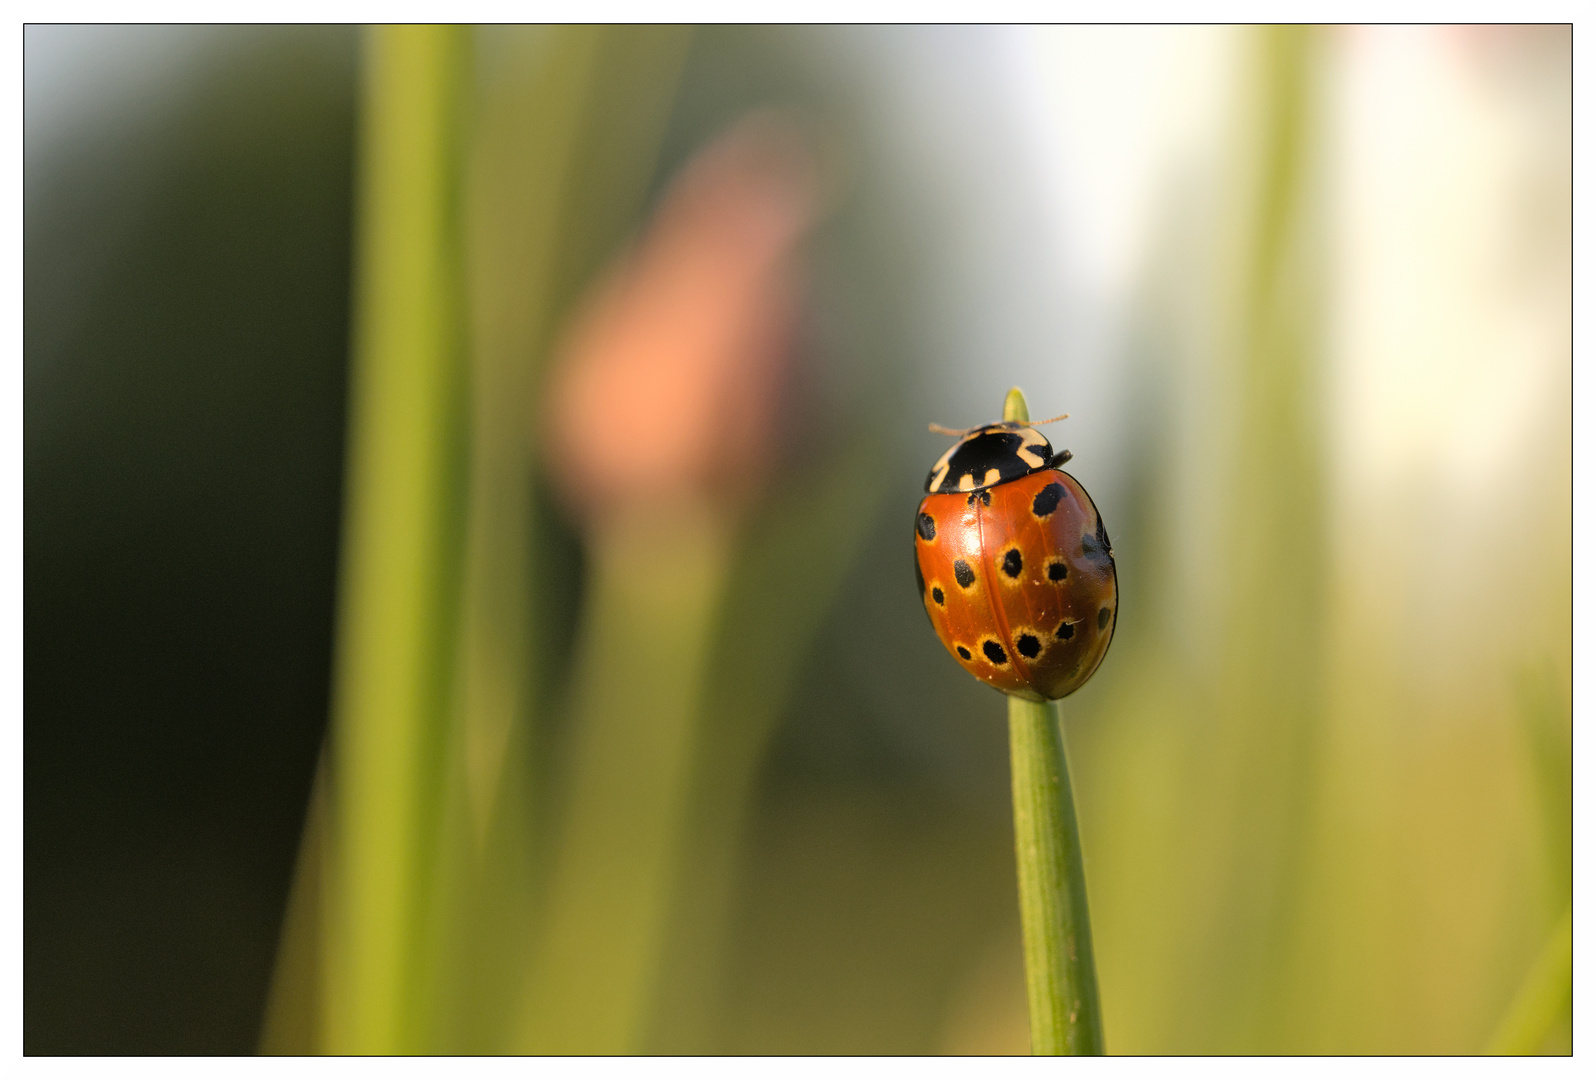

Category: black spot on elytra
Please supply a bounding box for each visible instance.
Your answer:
[953,560,976,588]
[1001,548,1023,578]
[931,586,944,606]
[1082,514,1113,562]
[1032,482,1066,518]
[982,640,1009,666]
[914,556,934,629]
[1056,620,1074,640]
[956,645,972,660]
[1098,605,1112,630]
[966,489,992,508]
[1016,633,1041,659]
[916,512,936,541]
[1047,559,1068,582]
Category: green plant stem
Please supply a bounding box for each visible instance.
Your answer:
[1002,385,1103,1055]
[1008,695,1104,1055]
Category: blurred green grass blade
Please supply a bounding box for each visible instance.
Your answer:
[1188,25,1326,1050]
[447,24,691,849]
[258,755,329,1053]
[322,24,470,1055]
[1485,908,1571,1055]
[431,26,691,1053]
[1078,25,1329,1055]
[1516,663,1572,901]
[412,26,610,1051]
[519,514,734,1054]
[644,429,891,1052]
[451,26,603,845]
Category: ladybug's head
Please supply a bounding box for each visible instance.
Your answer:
[924,418,1073,494]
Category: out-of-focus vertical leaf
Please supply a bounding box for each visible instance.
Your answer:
[1198,25,1328,1051]
[452,30,594,844]
[265,25,693,1055]
[257,758,327,1053]
[446,22,692,855]
[519,513,735,1054]
[320,25,471,1055]
[1516,662,1571,904]
[442,25,693,1054]
[1485,906,1571,1054]
[411,26,608,1052]
[1085,26,1330,1054]
[644,429,889,1053]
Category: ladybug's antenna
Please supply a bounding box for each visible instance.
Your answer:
[928,412,1069,437]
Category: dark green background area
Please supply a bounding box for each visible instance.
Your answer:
[25,29,360,1053]
[24,26,1017,1055]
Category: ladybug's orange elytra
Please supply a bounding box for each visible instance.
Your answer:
[915,427,1116,702]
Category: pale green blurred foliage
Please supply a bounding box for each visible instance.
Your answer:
[1071,25,1570,1055]
[263,24,1569,1055]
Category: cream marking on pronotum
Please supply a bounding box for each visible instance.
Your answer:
[924,417,1070,495]
[1015,427,1050,468]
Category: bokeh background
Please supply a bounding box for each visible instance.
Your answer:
[24,24,1570,1055]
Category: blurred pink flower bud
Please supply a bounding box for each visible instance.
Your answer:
[545,111,823,524]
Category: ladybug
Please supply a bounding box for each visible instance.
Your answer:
[913,412,1117,702]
